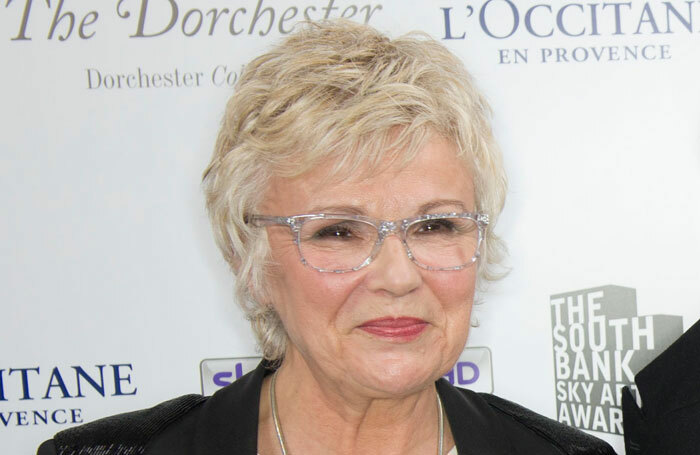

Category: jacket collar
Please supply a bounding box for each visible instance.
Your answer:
[194,360,273,455]
[437,378,515,454]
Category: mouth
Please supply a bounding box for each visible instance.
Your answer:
[357,317,428,341]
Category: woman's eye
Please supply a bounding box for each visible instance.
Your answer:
[314,224,355,239]
[417,220,455,234]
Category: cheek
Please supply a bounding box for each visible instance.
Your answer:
[428,270,476,346]
[268,269,367,361]
[267,256,364,331]
[440,270,476,351]
[428,269,477,313]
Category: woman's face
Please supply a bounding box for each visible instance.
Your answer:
[260,135,477,398]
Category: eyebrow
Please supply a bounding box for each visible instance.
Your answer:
[418,200,467,214]
[307,205,365,215]
[307,200,468,216]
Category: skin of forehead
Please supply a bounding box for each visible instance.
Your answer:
[261,137,475,218]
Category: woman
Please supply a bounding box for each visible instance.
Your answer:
[39,21,615,455]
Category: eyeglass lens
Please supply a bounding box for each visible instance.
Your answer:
[297,217,479,271]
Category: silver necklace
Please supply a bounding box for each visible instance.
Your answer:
[269,370,445,455]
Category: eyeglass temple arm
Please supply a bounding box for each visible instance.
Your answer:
[245,215,294,227]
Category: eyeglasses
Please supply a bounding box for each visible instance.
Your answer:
[247,212,488,273]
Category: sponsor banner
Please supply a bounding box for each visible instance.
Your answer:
[0,363,138,429]
[440,0,694,65]
[3,0,384,41]
[3,1,700,454]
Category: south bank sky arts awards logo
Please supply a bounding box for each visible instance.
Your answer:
[550,285,683,435]
[200,348,493,396]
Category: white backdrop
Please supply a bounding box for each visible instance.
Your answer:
[2,1,699,454]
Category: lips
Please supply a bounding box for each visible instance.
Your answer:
[357,317,428,340]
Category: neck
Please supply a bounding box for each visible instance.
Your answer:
[258,350,453,455]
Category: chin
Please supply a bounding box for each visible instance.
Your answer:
[354,353,444,397]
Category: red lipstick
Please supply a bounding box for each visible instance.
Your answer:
[358,317,427,341]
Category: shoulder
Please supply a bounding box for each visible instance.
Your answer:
[36,362,269,455]
[478,392,615,455]
[37,394,208,455]
[437,379,615,455]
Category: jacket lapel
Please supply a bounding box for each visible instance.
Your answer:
[437,379,516,455]
[193,362,272,455]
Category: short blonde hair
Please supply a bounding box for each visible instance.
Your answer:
[203,20,507,361]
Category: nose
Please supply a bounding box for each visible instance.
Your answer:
[365,234,422,297]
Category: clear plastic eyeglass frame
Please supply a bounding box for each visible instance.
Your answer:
[247,212,489,273]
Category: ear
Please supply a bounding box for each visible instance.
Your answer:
[230,252,242,274]
[244,266,273,309]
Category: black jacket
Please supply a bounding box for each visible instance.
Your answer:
[622,317,700,455]
[38,362,615,455]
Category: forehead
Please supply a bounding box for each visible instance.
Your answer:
[260,136,474,217]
